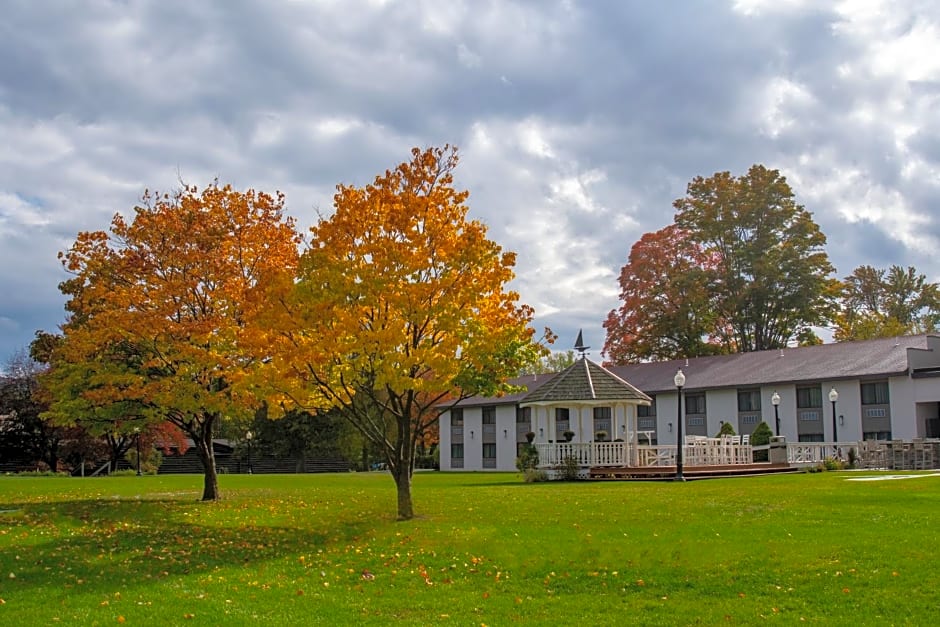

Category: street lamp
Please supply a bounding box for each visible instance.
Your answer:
[246,430,253,475]
[134,427,141,476]
[771,391,781,437]
[674,369,686,481]
[828,387,839,447]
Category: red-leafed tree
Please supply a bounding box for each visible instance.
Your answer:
[603,225,720,363]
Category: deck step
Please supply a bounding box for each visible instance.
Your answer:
[588,463,799,481]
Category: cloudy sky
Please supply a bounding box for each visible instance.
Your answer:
[2,0,939,364]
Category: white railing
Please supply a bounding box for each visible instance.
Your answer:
[535,441,754,468]
[535,442,627,467]
[786,442,850,465]
[533,439,939,470]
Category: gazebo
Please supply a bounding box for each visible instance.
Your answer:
[521,348,653,470]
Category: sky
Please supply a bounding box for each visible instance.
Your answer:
[2,0,939,365]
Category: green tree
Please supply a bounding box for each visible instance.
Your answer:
[673,165,837,352]
[0,349,65,471]
[834,264,940,341]
[520,349,577,375]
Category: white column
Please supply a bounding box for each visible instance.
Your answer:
[630,403,638,467]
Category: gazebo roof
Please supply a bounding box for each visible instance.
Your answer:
[520,357,651,406]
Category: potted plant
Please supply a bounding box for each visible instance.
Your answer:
[563,430,575,442]
[595,430,608,442]
[525,431,536,443]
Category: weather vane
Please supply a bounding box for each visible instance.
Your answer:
[574,329,590,359]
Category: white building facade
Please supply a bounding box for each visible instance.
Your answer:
[439,335,940,471]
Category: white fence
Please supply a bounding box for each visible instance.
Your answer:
[534,439,939,470]
[534,440,753,469]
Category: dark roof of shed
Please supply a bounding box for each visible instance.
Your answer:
[608,334,929,394]
[520,358,651,404]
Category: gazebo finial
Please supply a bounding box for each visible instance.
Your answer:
[574,329,590,359]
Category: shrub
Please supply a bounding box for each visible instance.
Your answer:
[109,469,138,477]
[523,468,549,483]
[13,469,68,477]
[516,443,539,472]
[823,456,846,471]
[556,455,581,481]
[847,447,858,469]
[750,421,773,462]
[716,422,736,437]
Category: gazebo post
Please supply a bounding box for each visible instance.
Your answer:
[630,403,638,467]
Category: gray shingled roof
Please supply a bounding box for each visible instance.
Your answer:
[520,358,651,405]
[451,373,557,408]
[608,334,930,394]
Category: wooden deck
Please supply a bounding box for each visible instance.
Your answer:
[589,462,799,481]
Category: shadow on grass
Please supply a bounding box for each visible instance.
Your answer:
[0,496,379,599]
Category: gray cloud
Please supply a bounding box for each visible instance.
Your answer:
[1,0,939,362]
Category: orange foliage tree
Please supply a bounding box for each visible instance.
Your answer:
[603,225,720,363]
[47,183,300,499]
[260,146,547,520]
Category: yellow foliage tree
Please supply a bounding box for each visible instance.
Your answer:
[49,183,300,500]
[261,146,547,519]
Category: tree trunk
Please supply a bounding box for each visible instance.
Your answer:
[393,467,414,520]
[194,419,220,501]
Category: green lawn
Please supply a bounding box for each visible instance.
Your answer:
[1,471,938,625]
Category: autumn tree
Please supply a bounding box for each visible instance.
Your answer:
[834,264,940,341]
[673,165,837,352]
[0,349,66,471]
[603,225,720,363]
[261,146,545,520]
[47,183,299,499]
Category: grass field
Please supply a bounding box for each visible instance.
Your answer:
[1,470,938,625]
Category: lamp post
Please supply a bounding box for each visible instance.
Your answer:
[828,387,839,448]
[674,369,686,481]
[134,427,141,476]
[771,391,781,437]
[246,430,253,475]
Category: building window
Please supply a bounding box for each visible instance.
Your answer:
[482,443,496,459]
[799,411,820,421]
[737,389,761,412]
[555,407,569,422]
[451,443,464,459]
[482,406,496,424]
[688,416,705,426]
[685,394,706,415]
[638,398,656,417]
[798,433,825,442]
[797,386,822,408]
[860,381,889,405]
[638,418,656,430]
[451,408,463,426]
[516,406,531,423]
[741,415,759,425]
[863,430,892,441]
[593,407,612,433]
